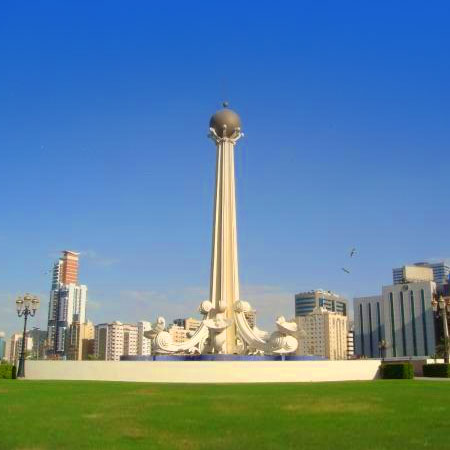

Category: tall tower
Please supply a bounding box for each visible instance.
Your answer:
[47,250,86,357]
[144,105,299,356]
[208,103,243,353]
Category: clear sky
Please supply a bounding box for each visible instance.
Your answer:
[1,1,449,337]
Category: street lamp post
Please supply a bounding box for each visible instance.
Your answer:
[16,294,40,378]
[431,294,450,365]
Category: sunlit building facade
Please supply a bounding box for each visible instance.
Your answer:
[296,307,348,360]
[95,322,138,361]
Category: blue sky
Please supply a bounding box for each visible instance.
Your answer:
[1,1,449,336]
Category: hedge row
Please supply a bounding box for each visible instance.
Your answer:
[0,364,17,379]
[423,363,450,378]
[379,363,414,379]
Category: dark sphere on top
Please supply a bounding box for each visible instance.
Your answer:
[209,105,241,138]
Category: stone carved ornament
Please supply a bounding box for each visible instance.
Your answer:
[144,300,299,355]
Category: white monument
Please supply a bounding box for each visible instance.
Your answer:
[146,104,299,355]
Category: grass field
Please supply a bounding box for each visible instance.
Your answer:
[0,380,449,450]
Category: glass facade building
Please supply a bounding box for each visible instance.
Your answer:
[295,290,347,317]
[393,262,450,286]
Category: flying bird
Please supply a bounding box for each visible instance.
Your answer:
[341,268,350,274]
[350,248,357,258]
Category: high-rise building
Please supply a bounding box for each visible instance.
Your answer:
[66,321,95,360]
[48,284,87,356]
[94,322,138,361]
[295,290,347,317]
[8,333,22,363]
[353,296,384,358]
[123,324,138,357]
[7,333,33,364]
[354,280,437,358]
[50,250,80,288]
[295,307,348,360]
[393,262,450,286]
[46,250,87,357]
[0,332,5,360]
[60,250,79,284]
[426,262,450,285]
[137,321,152,356]
[383,281,436,358]
[27,328,47,360]
[443,281,450,298]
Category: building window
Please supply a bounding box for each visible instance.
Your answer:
[400,291,407,356]
[389,293,396,357]
[410,291,417,356]
[421,289,428,355]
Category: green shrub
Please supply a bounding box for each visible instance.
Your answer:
[0,364,16,379]
[423,363,450,378]
[380,363,414,379]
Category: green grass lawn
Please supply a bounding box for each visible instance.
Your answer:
[0,380,449,450]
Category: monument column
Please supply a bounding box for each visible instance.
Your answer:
[209,103,243,353]
[147,104,298,356]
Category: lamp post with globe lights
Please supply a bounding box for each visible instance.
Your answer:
[431,294,450,364]
[16,294,39,378]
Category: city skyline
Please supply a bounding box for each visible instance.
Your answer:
[1,2,449,337]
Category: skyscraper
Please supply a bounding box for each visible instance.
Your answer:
[50,250,79,289]
[46,250,87,357]
[60,250,79,284]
